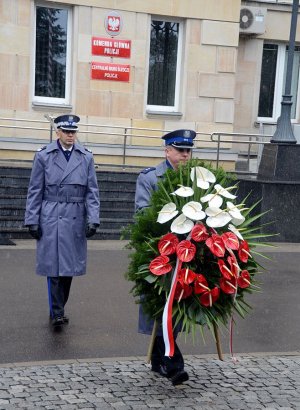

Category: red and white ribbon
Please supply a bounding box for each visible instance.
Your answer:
[162,258,182,357]
[227,248,240,363]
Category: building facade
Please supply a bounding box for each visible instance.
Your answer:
[0,0,299,169]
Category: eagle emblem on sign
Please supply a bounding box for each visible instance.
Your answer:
[108,16,120,32]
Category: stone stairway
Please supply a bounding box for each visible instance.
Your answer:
[0,166,137,242]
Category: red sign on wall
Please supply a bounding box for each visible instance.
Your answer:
[92,37,131,58]
[91,62,130,82]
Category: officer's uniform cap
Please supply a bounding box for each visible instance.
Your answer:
[54,115,80,131]
[162,129,196,148]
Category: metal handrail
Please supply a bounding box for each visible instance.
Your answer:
[0,116,213,138]
[0,116,274,174]
[211,132,273,169]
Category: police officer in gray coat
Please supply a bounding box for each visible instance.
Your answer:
[25,115,100,328]
[135,129,196,386]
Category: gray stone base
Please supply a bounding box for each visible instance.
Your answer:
[257,143,300,181]
[237,178,300,243]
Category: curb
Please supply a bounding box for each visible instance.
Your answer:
[1,351,300,368]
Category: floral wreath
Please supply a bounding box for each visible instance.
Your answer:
[126,159,271,356]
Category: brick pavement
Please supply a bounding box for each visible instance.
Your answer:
[0,354,299,409]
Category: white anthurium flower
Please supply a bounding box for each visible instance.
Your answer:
[171,214,194,234]
[214,184,237,199]
[201,193,223,208]
[205,206,223,217]
[172,185,194,197]
[231,215,245,226]
[157,202,179,224]
[205,206,232,228]
[182,201,206,221]
[190,167,216,190]
[227,202,245,226]
[228,224,244,240]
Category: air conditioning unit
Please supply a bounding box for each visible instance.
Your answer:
[239,6,266,35]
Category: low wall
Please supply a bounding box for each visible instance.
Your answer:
[237,178,300,243]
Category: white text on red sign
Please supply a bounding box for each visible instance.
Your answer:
[91,62,130,82]
[92,37,131,58]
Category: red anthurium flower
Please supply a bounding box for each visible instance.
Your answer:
[238,240,251,263]
[229,255,240,276]
[176,240,196,262]
[174,282,193,301]
[221,232,239,251]
[194,274,209,294]
[237,270,251,288]
[220,276,237,294]
[191,223,209,242]
[199,287,220,307]
[158,233,179,256]
[178,268,196,285]
[149,255,172,276]
[205,234,225,257]
[218,256,239,280]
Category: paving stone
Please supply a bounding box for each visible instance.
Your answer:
[0,355,299,409]
[0,399,10,404]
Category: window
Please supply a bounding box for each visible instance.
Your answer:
[146,19,183,113]
[33,4,72,105]
[258,43,300,121]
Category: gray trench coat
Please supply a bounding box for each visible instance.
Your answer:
[25,141,100,277]
[134,161,168,212]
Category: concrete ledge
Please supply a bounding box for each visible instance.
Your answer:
[1,239,299,252]
[1,351,300,368]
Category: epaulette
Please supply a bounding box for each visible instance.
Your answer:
[85,147,92,153]
[141,167,156,174]
[37,146,46,151]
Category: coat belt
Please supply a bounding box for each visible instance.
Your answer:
[43,195,85,203]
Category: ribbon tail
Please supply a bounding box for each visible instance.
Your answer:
[229,316,238,363]
[162,259,182,357]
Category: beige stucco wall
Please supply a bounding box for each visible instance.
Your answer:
[75,3,240,137]
[61,0,240,22]
[234,37,264,134]
[7,0,300,168]
[263,8,300,42]
[0,0,243,165]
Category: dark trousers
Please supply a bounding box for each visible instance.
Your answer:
[47,277,73,318]
[151,335,184,376]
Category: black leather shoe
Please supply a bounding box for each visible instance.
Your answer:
[151,364,168,377]
[49,315,69,324]
[170,370,189,386]
[51,316,64,327]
